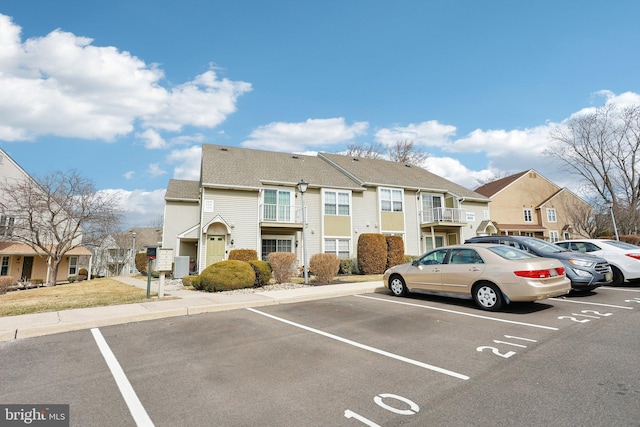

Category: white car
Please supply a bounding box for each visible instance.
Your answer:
[556,239,640,286]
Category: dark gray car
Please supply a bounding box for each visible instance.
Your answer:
[465,236,613,291]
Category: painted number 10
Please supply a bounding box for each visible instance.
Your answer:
[345,393,419,426]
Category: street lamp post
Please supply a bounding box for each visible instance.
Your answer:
[605,201,620,241]
[298,179,309,284]
[131,231,137,274]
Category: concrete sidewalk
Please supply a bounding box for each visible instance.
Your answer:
[0,276,387,342]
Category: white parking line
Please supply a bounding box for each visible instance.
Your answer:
[246,308,469,381]
[598,287,640,292]
[355,295,559,330]
[91,328,155,427]
[548,298,634,309]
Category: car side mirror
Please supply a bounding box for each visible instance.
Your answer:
[412,259,419,266]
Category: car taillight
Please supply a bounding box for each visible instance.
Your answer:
[625,253,640,261]
[514,269,552,278]
[555,267,565,276]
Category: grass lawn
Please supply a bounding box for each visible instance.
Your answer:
[0,278,155,317]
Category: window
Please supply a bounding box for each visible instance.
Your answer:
[523,209,532,222]
[562,231,571,240]
[69,256,78,276]
[418,249,448,265]
[549,231,559,242]
[381,188,403,212]
[546,208,557,222]
[325,238,350,258]
[263,189,292,222]
[1,256,9,276]
[261,238,293,261]
[203,200,214,213]
[0,215,15,237]
[449,249,484,264]
[324,191,350,216]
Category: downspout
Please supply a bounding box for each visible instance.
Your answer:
[416,189,422,255]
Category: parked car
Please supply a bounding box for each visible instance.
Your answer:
[556,239,640,286]
[383,244,571,311]
[465,236,613,292]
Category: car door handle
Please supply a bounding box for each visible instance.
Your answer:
[469,267,481,271]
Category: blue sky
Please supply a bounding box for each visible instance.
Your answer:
[1,1,640,228]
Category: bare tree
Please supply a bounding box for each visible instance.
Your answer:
[0,170,123,286]
[388,140,428,166]
[546,104,640,234]
[345,142,385,160]
[346,140,428,166]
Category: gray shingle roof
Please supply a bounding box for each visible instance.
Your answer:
[319,152,489,201]
[165,179,200,201]
[200,144,364,191]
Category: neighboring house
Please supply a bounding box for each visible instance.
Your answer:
[91,227,163,277]
[163,144,491,274]
[0,148,92,283]
[474,169,590,242]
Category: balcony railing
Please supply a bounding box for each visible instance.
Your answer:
[260,204,303,223]
[420,207,467,224]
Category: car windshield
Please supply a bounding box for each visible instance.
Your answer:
[521,237,566,254]
[604,240,640,250]
[488,245,536,260]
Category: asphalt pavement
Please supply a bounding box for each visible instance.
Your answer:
[0,276,386,342]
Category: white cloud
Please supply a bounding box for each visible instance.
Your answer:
[374,120,457,147]
[147,163,167,177]
[423,156,494,189]
[0,14,251,142]
[166,145,202,181]
[242,118,368,151]
[123,171,135,180]
[137,129,167,149]
[100,188,166,227]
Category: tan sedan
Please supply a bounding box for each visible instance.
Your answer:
[383,244,571,311]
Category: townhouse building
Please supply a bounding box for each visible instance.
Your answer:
[0,148,92,283]
[474,169,590,242]
[163,144,492,274]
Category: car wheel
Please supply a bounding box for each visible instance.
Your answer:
[610,266,624,287]
[389,275,408,297]
[473,282,504,311]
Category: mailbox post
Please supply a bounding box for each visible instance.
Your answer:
[145,246,157,299]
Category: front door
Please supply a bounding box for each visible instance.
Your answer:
[22,256,34,280]
[206,235,226,267]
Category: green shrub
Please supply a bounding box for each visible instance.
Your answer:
[68,276,76,283]
[229,249,259,262]
[386,235,405,269]
[196,260,255,292]
[310,254,340,283]
[0,276,16,294]
[268,252,297,284]
[135,252,148,275]
[357,233,388,274]
[248,260,272,287]
[181,275,196,288]
[339,258,354,275]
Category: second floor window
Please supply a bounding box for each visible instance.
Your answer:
[523,209,532,222]
[546,208,557,222]
[324,191,350,216]
[381,188,403,212]
[0,215,15,237]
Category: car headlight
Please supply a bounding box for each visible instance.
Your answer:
[568,259,595,268]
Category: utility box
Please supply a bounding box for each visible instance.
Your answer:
[173,256,190,279]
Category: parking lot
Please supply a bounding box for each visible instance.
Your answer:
[1,286,639,426]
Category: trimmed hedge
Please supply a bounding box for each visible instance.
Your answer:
[193,260,256,292]
[249,260,272,287]
[229,249,259,262]
[339,258,354,275]
[357,233,388,274]
[385,235,405,269]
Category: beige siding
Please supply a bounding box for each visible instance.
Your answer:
[203,188,260,253]
[163,201,199,252]
[324,216,351,236]
[490,172,559,225]
[461,201,489,241]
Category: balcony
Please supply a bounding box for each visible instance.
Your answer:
[259,204,303,228]
[420,207,467,225]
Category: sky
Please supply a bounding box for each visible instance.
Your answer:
[1,1,640,228]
